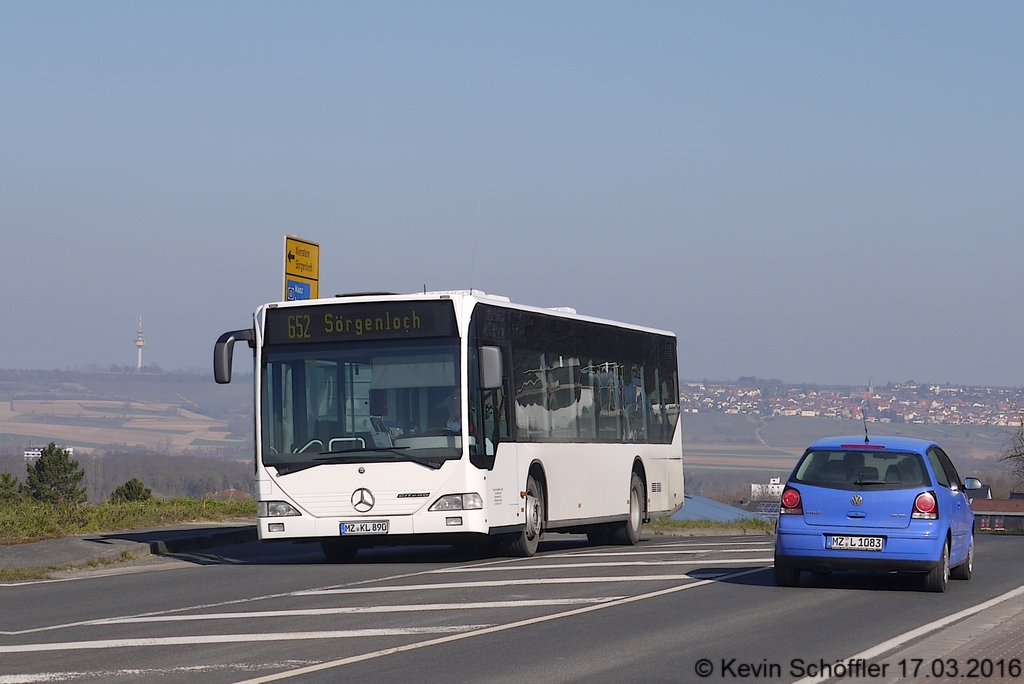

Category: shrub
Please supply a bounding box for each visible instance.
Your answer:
[0,472,23,501]
[24,443,87,505]
[110,478,153,503]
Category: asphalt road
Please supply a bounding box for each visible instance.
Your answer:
[2,534,1024,684]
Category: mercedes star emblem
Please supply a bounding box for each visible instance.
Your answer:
[851,494,863,506]
[351,488,375,513]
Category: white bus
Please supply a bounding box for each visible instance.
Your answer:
[215,290,683,560]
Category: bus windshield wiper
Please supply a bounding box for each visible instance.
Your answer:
[313,446,442,470]
[316,446,410,456]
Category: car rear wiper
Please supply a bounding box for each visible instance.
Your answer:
[314,447,443,470]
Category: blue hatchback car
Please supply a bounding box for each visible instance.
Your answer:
[774,436,976,591]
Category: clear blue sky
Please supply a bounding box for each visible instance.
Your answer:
[2,2,1022,386]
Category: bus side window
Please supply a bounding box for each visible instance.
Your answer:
[623,364,648,443]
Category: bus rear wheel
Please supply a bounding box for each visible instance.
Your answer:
[506,474,544,557]
[611,473,645,545]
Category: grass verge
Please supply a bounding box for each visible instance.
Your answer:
[0,498,256,545]
[645,517,774,535]
[0,551,136,582]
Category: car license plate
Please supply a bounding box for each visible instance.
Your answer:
[340,521,388,535]
[829,535,883,551]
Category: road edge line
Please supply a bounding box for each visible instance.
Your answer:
[791,582,1024,684]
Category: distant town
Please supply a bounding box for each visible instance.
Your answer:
[680,379,1024,427]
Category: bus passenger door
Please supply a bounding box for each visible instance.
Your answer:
[471,344,520,530]
[475,382,516,528]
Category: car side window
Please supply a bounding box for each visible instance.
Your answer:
[935,448,962,489]
[926,448,950,488]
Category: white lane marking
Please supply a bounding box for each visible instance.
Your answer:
[0,626,490,654]
[297,565,772,595]
[790,582,1024,684]
[0,661,322,683]
[559,541,772,556]
[432,558,774,572]
[639,540,771,547]
[234,566,771,684]
[0,540,750,633]
[298,576,701,594]
[90,598,624,625]
[0,555,528,635]
[543,547,772,559]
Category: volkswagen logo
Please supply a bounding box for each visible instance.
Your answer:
[851,494,863,506]
[351,488,375,513]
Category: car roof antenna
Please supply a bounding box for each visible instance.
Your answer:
[862,408,870,443]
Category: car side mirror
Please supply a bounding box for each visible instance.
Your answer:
[964,477,983,491]
[479,346,503,390]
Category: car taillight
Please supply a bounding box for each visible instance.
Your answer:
[912,491,938,520]
[780,487,802,514]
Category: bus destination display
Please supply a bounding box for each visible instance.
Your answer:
[264,301,457,344]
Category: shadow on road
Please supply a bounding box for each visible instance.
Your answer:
[109,530,598,567]
[703,564,947,593]
[91,524,257,554]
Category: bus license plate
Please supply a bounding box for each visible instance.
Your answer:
[340,521,388,535]
[829,535,883,551]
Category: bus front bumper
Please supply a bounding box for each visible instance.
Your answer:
[257,508,491,541]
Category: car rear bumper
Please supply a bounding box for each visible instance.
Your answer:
[774,553,938,573]
[774,520,945,573]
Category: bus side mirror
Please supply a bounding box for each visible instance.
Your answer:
[214,329,255,384]
[479,346,503,390]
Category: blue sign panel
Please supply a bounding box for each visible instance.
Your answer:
[286,279,312,301]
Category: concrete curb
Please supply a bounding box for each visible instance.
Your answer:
[0,523,258,573]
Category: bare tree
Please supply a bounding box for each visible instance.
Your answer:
[998,417,1024,491]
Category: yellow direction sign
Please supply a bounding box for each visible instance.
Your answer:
[283,236,320,301]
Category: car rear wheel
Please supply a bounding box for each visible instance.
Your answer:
[774,560,800,587]
[951,533,973,580]
[924,540,949,592]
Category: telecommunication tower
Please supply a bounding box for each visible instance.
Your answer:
[135,316,146,372]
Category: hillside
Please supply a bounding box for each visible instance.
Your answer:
[681,413,1007,474]
[0,370,251,455]
[0,370,1012,484]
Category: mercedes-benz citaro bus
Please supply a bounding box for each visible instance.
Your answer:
[214,290,683,561]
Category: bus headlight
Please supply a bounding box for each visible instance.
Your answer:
[258,501,301,517]
[429,493,483,511]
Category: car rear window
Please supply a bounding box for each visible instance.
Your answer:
[792,450,930,490]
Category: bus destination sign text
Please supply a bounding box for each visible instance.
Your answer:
[265,301,457,344]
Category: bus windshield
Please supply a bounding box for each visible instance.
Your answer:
[260,338,462,472]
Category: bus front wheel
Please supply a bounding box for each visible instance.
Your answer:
[506,474,544,557]
[611,473,645,545]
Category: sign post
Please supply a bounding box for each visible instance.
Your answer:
[283,236,320,301]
